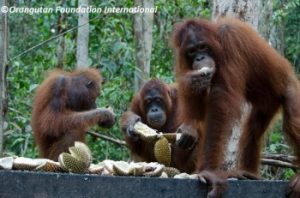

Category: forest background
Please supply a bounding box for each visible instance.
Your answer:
[1,0,299,181]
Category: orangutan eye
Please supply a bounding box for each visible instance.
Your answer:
[198,44,208,51]
[145,99,151,105]
[187,49,196,57]
[86,81,94,88]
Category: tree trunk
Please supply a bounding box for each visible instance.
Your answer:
[212,0,273,170]
[133,0,154,92]
[257,0,273,41]
[269,22,284,55]
[213,0,272,39]
[213,0,260,28]
[56,0,67,68]
[269,0,285,55]
[0,0,8,156]
[76,0,89,69]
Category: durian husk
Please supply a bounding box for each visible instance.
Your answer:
[130,162,144,176]
[174,173,198,179]
[112,161,145,176]
[102,160,115,174]
[68,141,92,167]
[13,157,47,171]
[0,157,14,170]
[58,141,92,174]
[109,161,165,177]
[143,162,164,177]
[36,160,62,172]
[160,172,169,178]
[154,137,171,166]
[58,153,88,173]
[113,161,132,176]
[133,122,160,142]
[88,163,105,174]
[163,167,180,178]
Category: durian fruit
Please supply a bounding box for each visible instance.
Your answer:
[154,137,171,166]
[0,157,14,170]
[163,167,180,178]
[35,160,62,172]
[58,153,87,173]
[133,122,160,142]
[58,141,92,174]
[13,157,47,171]
[162,133,182,144]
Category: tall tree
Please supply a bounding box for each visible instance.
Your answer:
[133,0,154,92]
[0,0,8,156]
[76,0,89,68]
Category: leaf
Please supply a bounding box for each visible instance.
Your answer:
[28,84,39,93]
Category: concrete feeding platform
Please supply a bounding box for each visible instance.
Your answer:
[0,170,289,198]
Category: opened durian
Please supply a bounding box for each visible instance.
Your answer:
[58,141,92,173]
[59,153,87,173]
[36,160,62,172]
[13,157,47,170]
[133,121,160,142]
[68,142,92,167]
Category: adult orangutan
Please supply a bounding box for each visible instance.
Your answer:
[32,69,116,161]
[121,79,198,172]
[173,17,300,197]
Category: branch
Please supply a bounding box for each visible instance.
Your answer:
[263,153,296,163]
[261,158,298,169]
[87,131,126,146]
[9,15,101,61]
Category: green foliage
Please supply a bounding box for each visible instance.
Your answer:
[267,120,288,154]
[262,119,296,180]
[152,0,211,82]
[261,0,300,180]
[5,0,211,161]
[273,0,300,70]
